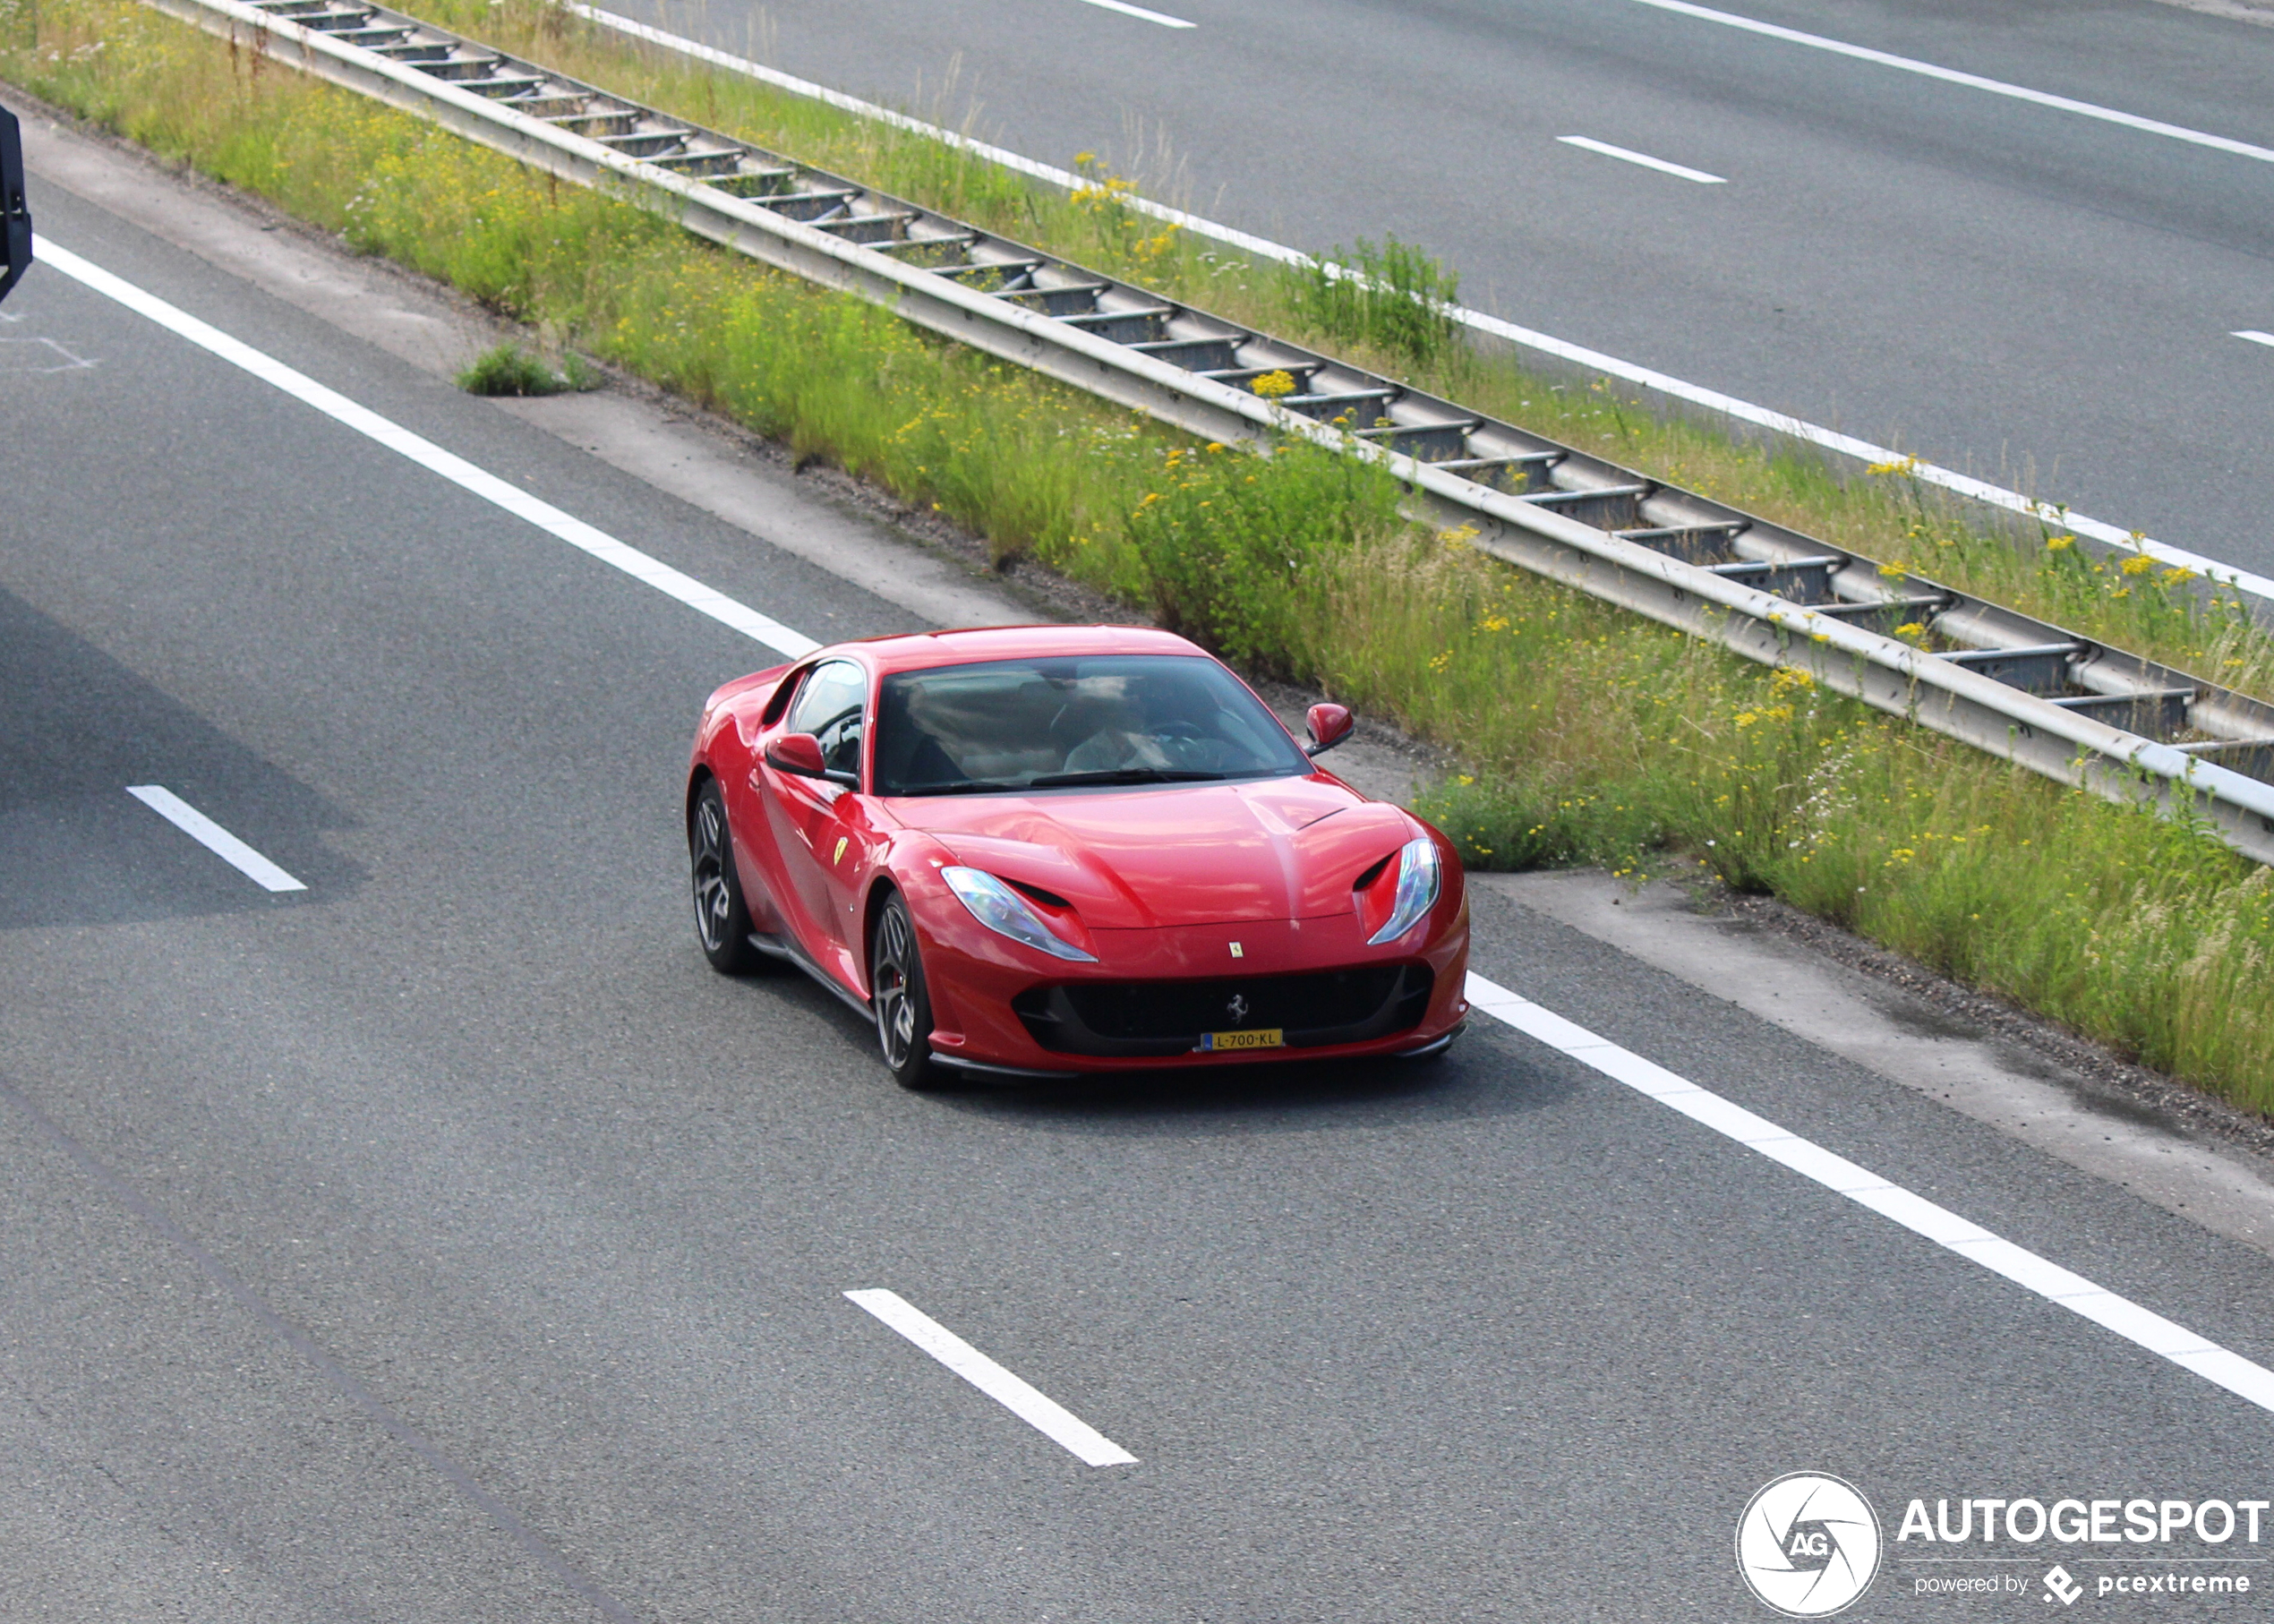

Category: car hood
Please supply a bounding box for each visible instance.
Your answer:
[890,776,1415,927]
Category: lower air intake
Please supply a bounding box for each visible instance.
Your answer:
[1013,965,1433,1058]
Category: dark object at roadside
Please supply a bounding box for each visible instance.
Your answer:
[0,105,30,308]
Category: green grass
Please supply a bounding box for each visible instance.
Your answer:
[1342,534,2274,1097]
[456,339,601,396]
[8,0,2274,1111]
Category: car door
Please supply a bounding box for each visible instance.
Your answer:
[757,659,875,986]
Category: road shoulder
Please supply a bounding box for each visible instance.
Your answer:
[1483,868,2274,1261]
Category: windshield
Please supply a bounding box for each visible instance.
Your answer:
[874,654,1311,797]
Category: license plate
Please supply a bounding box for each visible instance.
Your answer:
[1198,1028,1284,1053]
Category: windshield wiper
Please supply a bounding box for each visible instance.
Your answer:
[886,779,1029,797]
[887,767,1238,796]
[1028,767,1230,788]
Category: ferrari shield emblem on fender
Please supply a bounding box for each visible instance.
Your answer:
[832,836,849,865]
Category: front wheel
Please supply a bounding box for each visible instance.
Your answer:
[689,779,760,974]
[870,893,945,1090]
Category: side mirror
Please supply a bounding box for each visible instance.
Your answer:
[0,106,30,308]
[765,731,828,777]
[1304,702,1354,757]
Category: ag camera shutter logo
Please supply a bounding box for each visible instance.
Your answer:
[1737,1472,1883,1617]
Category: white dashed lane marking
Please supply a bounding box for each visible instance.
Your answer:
[845,1289,1138,1466]
[127,785,306,893]
[1557,135,1728,184]
[1071,0,1195,26]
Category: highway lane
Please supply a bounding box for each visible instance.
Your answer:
[623,0,2274,577]
[10,150,2274,1620]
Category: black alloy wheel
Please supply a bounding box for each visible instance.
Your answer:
[870,893,944,1090]
[689,779,760,974]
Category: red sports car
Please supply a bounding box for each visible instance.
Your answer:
[685,626,1469,1086]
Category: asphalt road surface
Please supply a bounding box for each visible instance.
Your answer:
[621,0,2274,578]
[10,128,2274,1622]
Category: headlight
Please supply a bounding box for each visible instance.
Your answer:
[1368,836,1441,944]
[941,867,1098,962]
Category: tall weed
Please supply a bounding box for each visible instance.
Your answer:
[1128,436,1404,673]
[1285,236,1461,371]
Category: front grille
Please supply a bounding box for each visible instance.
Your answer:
[1013,965,1433,1058]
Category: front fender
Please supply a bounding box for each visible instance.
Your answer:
[688,666,791,807]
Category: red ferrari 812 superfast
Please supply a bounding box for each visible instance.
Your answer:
[685,625,1469,1087]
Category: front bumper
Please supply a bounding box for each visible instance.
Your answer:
[913,899,1471,1074]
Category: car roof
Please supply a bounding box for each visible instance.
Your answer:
[827,624,1211,676]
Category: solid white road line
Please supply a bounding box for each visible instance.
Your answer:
[2235,330,2274,349]
[126,785,307,893]
[1626,0,2274,167]
[1071,0,1196,27]
[1464,971,2274,1417]
[1556,136,1727,184]
[568,6,2274,604]
[843,1288,1138,1466]
[30,237,819,662]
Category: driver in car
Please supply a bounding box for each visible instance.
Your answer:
[1055,678,1241,775]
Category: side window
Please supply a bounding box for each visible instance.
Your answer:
[788,660,868,781]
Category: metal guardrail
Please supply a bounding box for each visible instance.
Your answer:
[564,3,2274,614]
[145,0,2274,865]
